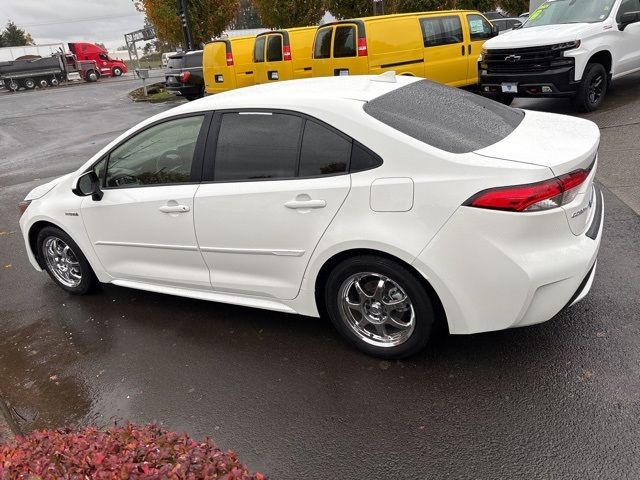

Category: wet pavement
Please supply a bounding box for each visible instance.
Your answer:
[1,74,640,479]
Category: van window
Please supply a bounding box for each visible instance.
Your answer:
[334,25,357,58]
[266,35,283,62]
[105,116,204,187]
[254,36,265,62]
[214,112,302,181]
[420,16,463,47]
[364,80,524,154]
[314,27,332,59]
[299,120,351,177]
[467,14,494,40]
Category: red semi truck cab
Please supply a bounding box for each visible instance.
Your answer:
[68,43,128,77]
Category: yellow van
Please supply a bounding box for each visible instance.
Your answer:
[253,26,317,83]
[312,11,496,87]
[203,36,256,94]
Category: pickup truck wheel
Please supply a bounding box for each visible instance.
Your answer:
[24,78,36,89]
[112,67,123,77]
[572,63,608,113]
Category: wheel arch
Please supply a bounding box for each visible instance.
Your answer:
[313,248,448,331]
[587,50,613,75]
[28,220,64,268]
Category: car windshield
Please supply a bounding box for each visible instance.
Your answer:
[524,0,616,27]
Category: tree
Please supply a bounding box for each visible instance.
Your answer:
[134,0,239,47]
[230,0,262,29]
[498,0,529,15]
[252,0,325,28]
[2,21,34,47]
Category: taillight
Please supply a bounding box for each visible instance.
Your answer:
[226,52,234,66]
[283,45,291,61]
[465,168,590,212]
[358,38,368,57]
[179,71,191,83]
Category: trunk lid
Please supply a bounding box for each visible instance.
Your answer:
[475,110,600,236]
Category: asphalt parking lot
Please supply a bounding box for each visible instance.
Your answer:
[1,74,639,479]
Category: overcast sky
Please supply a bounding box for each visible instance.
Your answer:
[1,0,147,50]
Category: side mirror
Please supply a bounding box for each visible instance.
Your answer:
[73,171,103,201]
[513,21,523,30]
[619,11,640,30]
[490,25,499,37]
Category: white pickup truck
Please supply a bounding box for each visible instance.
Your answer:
[479,0,640,111]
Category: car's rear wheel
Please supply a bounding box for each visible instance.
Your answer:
[325,255,435,359]
[572,63,607,113]
[37,226,97,295]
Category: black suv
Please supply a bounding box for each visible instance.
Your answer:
[165,50,204,101]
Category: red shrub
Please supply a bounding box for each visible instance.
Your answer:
[0,423,265,480]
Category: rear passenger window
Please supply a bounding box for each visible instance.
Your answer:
[467,14,494,40]
[214,113,302,181]
[420,16,463,47]
[254,36,265,62]
[351,143,383,172]
[334,26,356,58]
[314,27,332,59]
[266,35,283,62]
[184,52,202,68]
[299,121,351,177]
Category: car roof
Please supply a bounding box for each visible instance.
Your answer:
[167,74,422,114]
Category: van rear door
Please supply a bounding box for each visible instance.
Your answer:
[464,13,494,85]
[330,23,368,76]
[419,14,469,87]
[204,40,236,94]
[263,33,290,82]
[312,26,334,78]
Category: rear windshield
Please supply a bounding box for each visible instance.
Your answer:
[184,51,203,68]
[167,56,185,69]
[364,80,524,154]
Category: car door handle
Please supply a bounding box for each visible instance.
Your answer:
[284,199,326,209]
[159,204,190,213]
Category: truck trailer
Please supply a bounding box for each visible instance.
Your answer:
[0,45,100,91]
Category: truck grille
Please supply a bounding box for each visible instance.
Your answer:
[483,45,571,74]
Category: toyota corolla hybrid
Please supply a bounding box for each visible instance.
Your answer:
[18,74,603,358]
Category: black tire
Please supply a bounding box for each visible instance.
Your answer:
[36,226,97,295]
[112,67,123,77]
[183,95,198,101]
[7,80,19,91]
[572,63,608,113]
[324,255,435,359]
[86,70,98,82]
[23,78,36,89]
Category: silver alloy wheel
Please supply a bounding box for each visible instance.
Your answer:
[43,236,82,288]
[338,272,415,348]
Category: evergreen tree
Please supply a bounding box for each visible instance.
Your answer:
[2,21,34,47]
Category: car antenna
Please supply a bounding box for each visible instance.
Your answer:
[371,71,397,83]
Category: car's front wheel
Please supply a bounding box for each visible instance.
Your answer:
[572,62,608,112]
[37,226,97,295]
[325,255,435,359]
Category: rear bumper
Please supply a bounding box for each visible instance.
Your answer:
[413,186,604,335]
[480,66,579,98]
[165,84,202,97]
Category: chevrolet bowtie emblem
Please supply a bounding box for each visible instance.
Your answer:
[505,55,522,62]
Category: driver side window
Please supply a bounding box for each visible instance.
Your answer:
[105,115,204,188]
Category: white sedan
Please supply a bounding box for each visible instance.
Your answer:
[18,74,603,358]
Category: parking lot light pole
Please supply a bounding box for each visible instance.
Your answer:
[372,0,385,15]
[177,0,194,51]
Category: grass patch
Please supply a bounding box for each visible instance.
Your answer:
[128,82,184,103]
